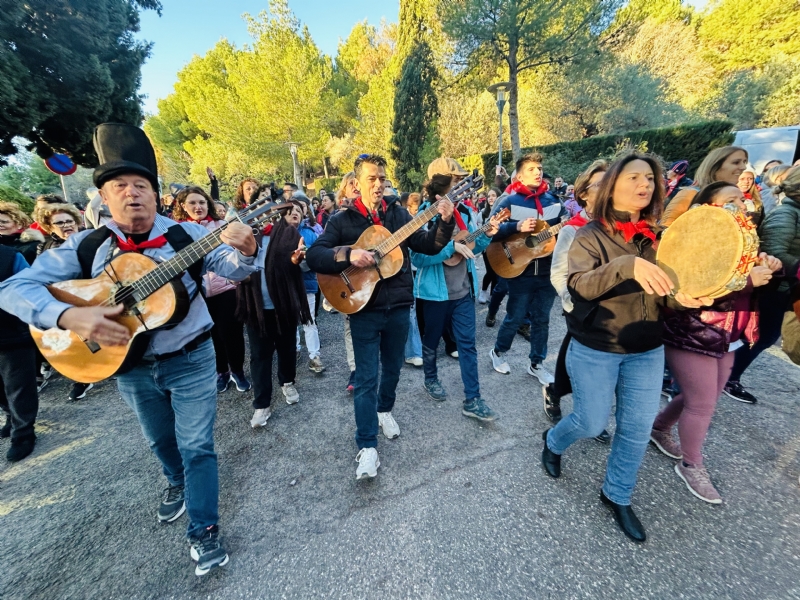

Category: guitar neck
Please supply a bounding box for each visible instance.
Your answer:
[460,219,493,245]
[531,221,565,245]
[372,190,463,257]
[129,225,228,299]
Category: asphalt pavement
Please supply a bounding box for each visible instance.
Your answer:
[2,278,799,600]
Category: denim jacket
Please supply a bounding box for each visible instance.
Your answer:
[410,207,490,302]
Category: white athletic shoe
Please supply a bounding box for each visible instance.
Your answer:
[490,349,511,374]
[282,383,300,405]
[378,411,400,439]
[478,289,490,304]
[527,363,555,385]
[355,448,380,480]
[250,407,272,428]
[405,357,423,367]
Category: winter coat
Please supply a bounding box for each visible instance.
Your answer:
[661,285,759,358]
[566,216,670,354]
[306,196,454,312]
[0,246,33,349]
[0,228,44,265]
[410,204,491,302]
[759,197,800,292]
[298,220,319,294]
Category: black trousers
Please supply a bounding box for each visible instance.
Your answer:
[482,253,498,292]
[552,331,573,398]
[0,345,39,441]
[416,298,457,355]
[247,310,297,409]
[206,289,246,374]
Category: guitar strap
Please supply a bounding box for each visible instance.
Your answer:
[77,225,204,299]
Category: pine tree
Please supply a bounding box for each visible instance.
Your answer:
[0,0,161,166]
[391,40,439,192]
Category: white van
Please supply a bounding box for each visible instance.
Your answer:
[733,126,800,173]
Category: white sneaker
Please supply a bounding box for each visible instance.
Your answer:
[478,289,490,304]
[490,349,511,374]
[527,363,554,385]
[282,383,300,405]
[448,350,459,359]
[355,448,380,480]
[405,356,423,367]
[377,411,400,439]
[250,407,272,428]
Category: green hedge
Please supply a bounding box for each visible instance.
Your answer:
[0,185,35,215]
[462,120,735,185]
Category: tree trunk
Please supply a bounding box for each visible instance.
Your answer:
[323,157,329,179]
[507,40,521,161]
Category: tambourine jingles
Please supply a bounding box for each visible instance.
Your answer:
[656,204,759,299]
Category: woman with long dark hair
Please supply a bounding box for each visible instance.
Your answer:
[174,186,250,393]
[542,153,709,542]
[237,215,311,428]
[233,178,260,211]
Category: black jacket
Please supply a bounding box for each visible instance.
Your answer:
[306,197,455,311]
[0,246,33,349]
[565,218,667,354]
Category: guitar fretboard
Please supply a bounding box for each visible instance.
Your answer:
[130,225,229,299]
[372,177,477,257]
[530,221,566,244]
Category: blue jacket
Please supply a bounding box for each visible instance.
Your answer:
[298,220,319,294]
[490,186,566,276]
[410,205,490,301]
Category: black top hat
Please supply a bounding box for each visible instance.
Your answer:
[92,123,159,192]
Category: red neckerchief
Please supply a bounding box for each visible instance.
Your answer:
[190,216,214,224]
[453,206,467,231]
[116,235,168,252]
[263,223,273,236]
[354,197,386,224]
[605,219,656,243]
[742,191,753,200]
[665,176,681,196]
[508,180,549,216]
[565,213,589,228]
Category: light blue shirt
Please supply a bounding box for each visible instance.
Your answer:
[0,214,258,357]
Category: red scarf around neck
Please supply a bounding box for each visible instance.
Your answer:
[507,180,549,216]
[609,219,656,243]
[116,234,168,252]
[354,197,387,225]
[565,213,589,228]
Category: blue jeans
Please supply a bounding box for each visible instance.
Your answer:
[117,339,219,538]
[494,275,557,364]
[405,303,422,359]
[488,277,508,315]
[422,294,480,400]
[350,307,409,449]
[547,339,663,505]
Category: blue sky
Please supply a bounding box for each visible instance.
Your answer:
[137,0,400,114]
[137,0,708,115]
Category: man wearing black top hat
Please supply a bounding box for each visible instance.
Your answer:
[0,123,259,576]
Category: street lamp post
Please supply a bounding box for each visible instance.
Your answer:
[487,82,510,168]
[286,141,302,190]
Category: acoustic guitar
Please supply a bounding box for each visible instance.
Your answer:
[31,200,292,384]
[485,217,568,279]
[442,208,511,267]
[318,174,483,314]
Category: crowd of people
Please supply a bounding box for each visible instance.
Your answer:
[1,121,799,575]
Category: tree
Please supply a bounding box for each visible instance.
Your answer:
[440,0,623,159]
[0,0,161,166]
[392,41,440,190]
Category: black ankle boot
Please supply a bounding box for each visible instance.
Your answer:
[600,491,646,542]
[541,430,561,478]
[594,429,611,444]
[7,434,35,462]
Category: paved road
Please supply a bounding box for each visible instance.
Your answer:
[2,283,799,599]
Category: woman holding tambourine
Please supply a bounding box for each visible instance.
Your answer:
[541,153,711,543]
[652,182,781,505]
